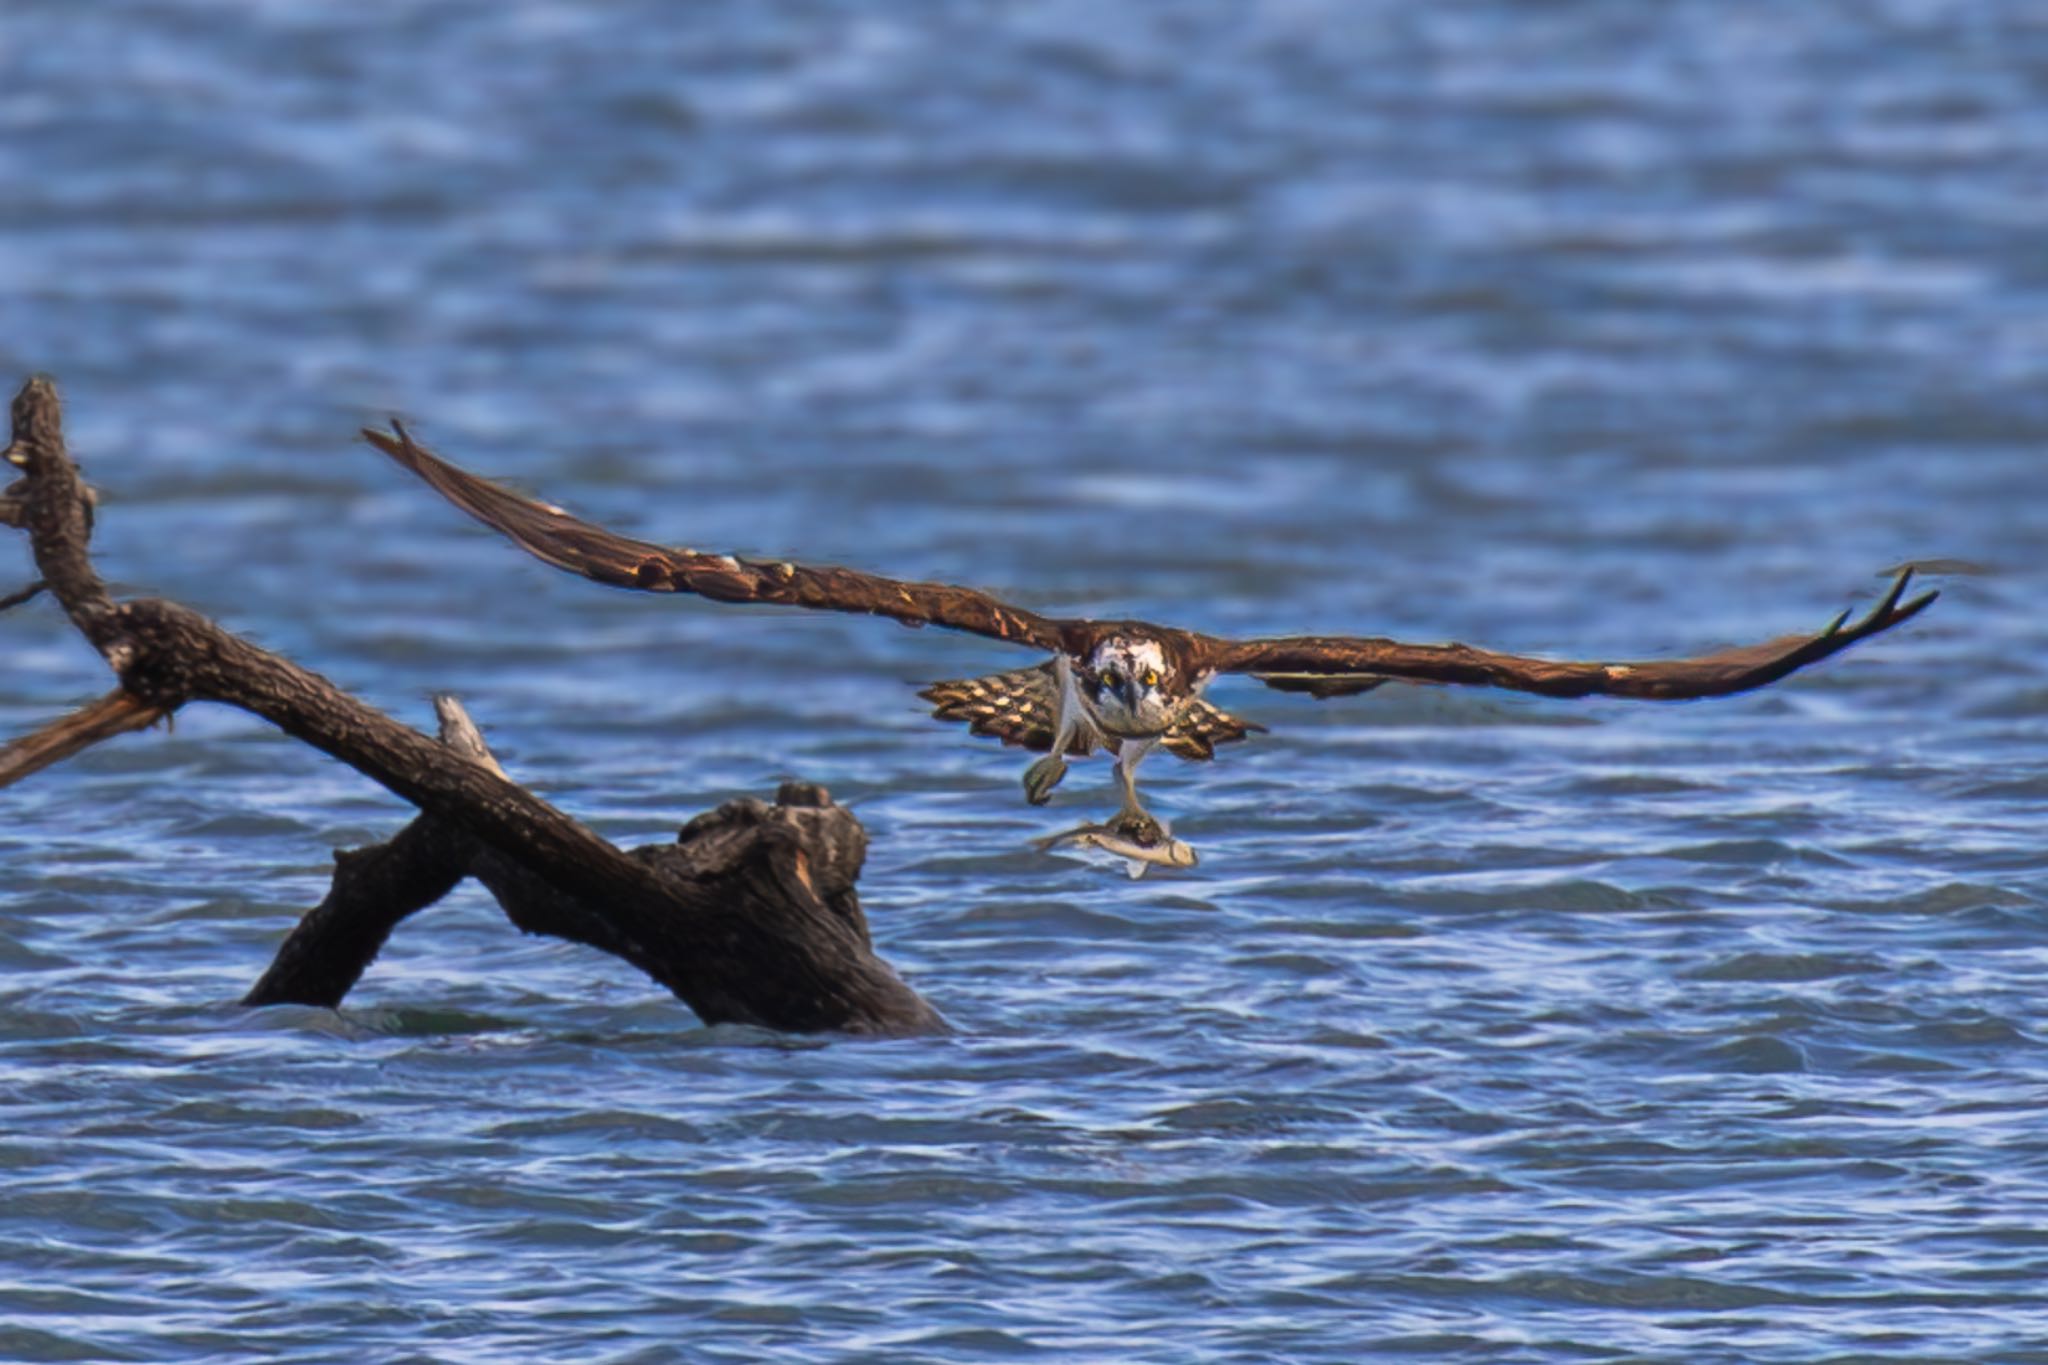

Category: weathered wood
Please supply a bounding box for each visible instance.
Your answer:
[244,815,472,1009]
[242,697,494,1009]
[0,689,167,790]
[2,375,942,1036]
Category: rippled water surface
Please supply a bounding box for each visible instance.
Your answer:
[3,3,2045,1360]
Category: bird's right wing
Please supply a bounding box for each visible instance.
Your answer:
[364,425,1067,652]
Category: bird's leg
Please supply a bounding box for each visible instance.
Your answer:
[1109,739,1165,846]
[1022,657,1077,806]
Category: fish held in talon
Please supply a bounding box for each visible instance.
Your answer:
[363,424,1940,862]
[1106,808,1168,848]
[1033,819,1199,879]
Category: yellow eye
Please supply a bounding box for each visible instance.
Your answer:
[1142,669,1159,688]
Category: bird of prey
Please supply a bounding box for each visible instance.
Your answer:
[363,425,1936,855]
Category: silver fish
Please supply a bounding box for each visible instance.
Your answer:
[1033,818,1199,878]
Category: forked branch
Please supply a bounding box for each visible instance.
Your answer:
[0,375,939,1036]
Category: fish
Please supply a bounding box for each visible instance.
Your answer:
[1033,818,1199,878]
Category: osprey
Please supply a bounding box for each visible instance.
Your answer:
[364,425,1935,852]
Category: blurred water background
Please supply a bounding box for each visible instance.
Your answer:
[2,2,2045,1360]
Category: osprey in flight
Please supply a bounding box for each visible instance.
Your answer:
[365,425,1935,855]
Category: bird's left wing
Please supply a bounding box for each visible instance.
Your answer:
[1214,570,1936,702]
[363,425,1066,651]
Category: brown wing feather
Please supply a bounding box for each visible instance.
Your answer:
[919,666,1102,756]
[363,425,1067,651]
[1159,699,1266,761]
[1217,570,1937,702]
[1249,673,1390,700]
[920,669,1262,762]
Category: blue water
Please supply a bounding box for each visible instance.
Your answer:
[2,2,2044,1360]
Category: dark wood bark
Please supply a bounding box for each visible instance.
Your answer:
[1,375,941,1036]
[245,817,471,1008]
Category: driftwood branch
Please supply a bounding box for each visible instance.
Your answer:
[1,375,940,1036]
[0,688,166,789]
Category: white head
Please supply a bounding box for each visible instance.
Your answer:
[1077,637,1182,735]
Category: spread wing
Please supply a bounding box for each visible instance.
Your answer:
[1216,570,1936,702]
[363,425,1066,652]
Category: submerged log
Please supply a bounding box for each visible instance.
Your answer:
[0,375,941,1036]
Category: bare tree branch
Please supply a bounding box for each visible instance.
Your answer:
[0,688,166,790]
[2,376,941,1036]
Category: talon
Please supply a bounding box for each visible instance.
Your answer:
[1023,754,1068,806]
[1110,809,1165,847]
